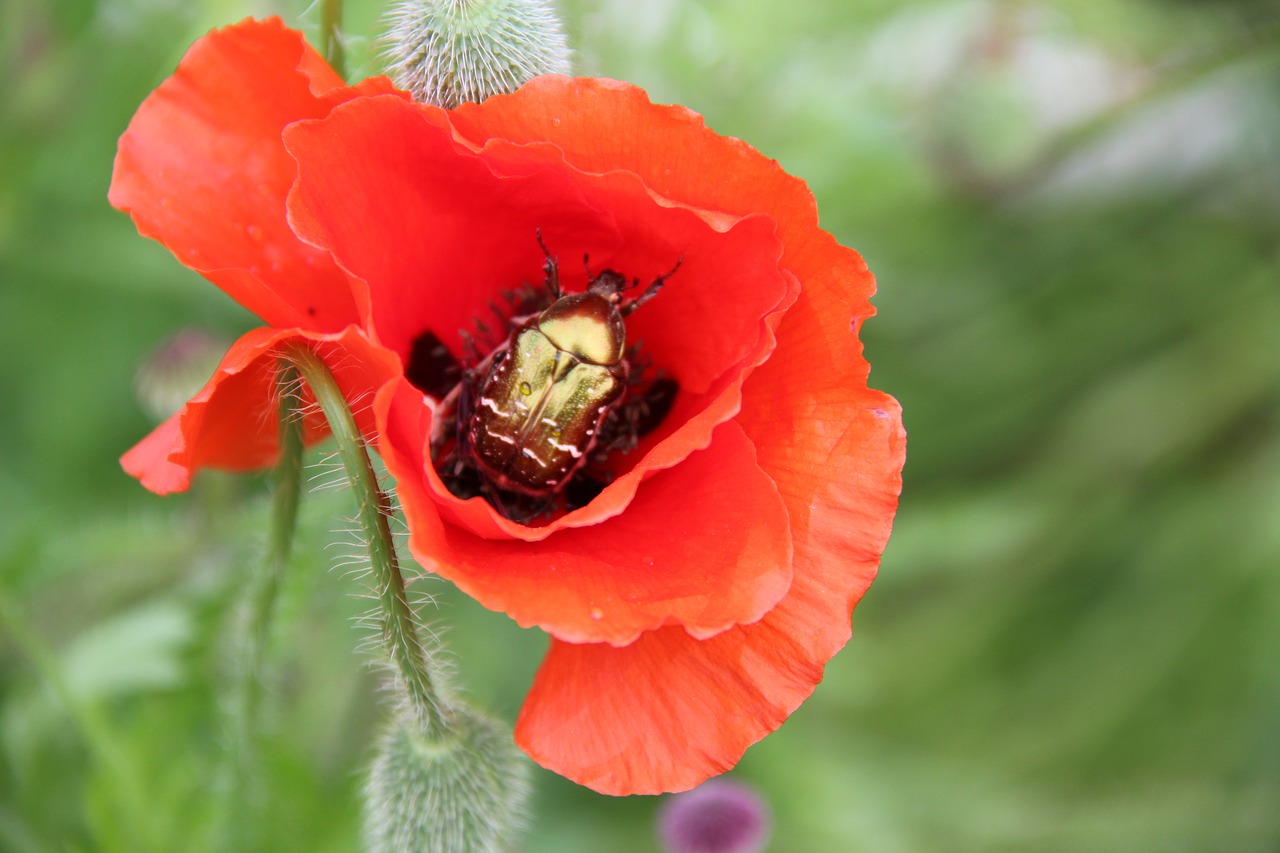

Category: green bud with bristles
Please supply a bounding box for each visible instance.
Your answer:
[285,343,527,852]
[384,0,572,108]
[364,702,530,853]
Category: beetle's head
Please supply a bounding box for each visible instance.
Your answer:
[586,269,629,304]
[585,260,682,317]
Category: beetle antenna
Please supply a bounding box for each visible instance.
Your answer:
[536,229,561,298]
[621,256,683,316]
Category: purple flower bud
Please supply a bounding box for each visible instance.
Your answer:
[657,778,771,853]
[133,328,229,422]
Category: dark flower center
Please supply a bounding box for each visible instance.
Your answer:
[404,330,461,400]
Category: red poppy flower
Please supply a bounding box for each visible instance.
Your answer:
[113,18,906,796]
[111,18,404,492]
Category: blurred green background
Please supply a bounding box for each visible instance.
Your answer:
[3,0,1279,850]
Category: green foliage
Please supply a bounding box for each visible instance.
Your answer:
[3,0,1279,851]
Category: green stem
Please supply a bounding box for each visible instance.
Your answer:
[241,367,305,730]
[321,0,346,80]
[218,364,306,846]
[284,342,449,740]
[247,362,305,691]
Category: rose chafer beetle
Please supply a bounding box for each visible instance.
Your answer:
[465,236,680,497]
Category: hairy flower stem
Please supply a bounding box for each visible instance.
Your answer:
[321,0,346,79]
[284,343,450,740]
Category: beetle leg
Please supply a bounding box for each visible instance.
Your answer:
[476,480,557,525]
[620,257,683,316]
[453,369,476,457]
[536,229,561,298]
[480,479,513,518]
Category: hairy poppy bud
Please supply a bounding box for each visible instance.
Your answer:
[384,0,571,108]
[364,704,529,853]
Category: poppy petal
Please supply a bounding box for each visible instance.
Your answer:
[289,93,797,543]
[443,136,798,399]
[514,387,903,795]
[108,17,400,331]
[729,132,904,627]
[448,78,811,234]
[122,326,401,494]
[450,75,907,794]
[459,72,904,652]
[284,94,617,360]
[378,378,793,645]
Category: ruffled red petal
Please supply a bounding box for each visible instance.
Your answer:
[448,78,810,237]
[285,93,792,415]
[378,378,793,645]
[287,93,803,643]
[284,94,616,359]
[108,18,401,331]
[122,326,401,494]
[287,91,796,552]
[515,385,903,795]
[452,73,903,616]
[441,76,906,793]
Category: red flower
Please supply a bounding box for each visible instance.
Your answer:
[113,19,906,795]
[111,19,403,492]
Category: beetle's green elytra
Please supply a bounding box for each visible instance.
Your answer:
[464,241,679,498]
[425,235,682,520]
[468,319,626,495]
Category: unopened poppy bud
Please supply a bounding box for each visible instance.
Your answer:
[133,328,229,422]
[383,0,571,108]
[364,704,529,853]
[657,778,772,853]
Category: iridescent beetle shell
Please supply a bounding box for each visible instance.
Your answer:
[467,286,630,495]
[423,236,681,514]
